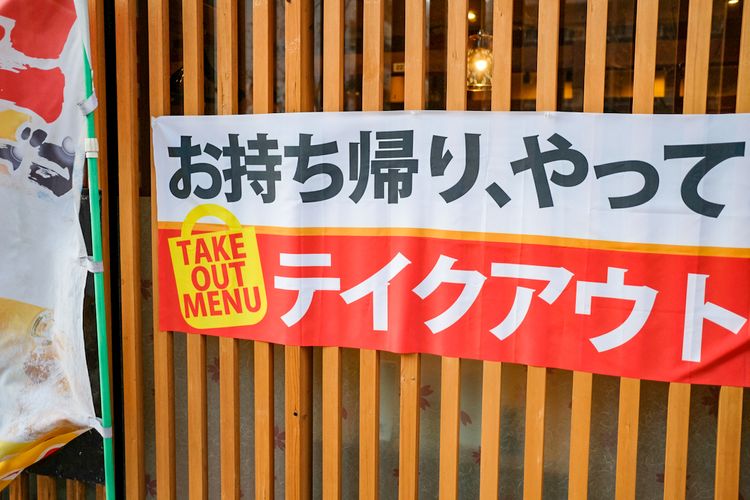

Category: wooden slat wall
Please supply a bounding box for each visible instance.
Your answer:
[8,474,27,500]
[114,0,146,496]
[147,0,176,498]
[322,0,344,496]
[102,1,748,499]
[477,2,513,496]
[36,476,55,500]
[567,1,607,497]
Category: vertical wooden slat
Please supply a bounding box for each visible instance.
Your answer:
[567,2,607,499]
[398,1,425,499]
[737,1,750,113]
[439,1,467,498]
[95,484,105,500]
[359,0,385,498]
[182,1,208,498]
[322,0,344,496]
[478,3,513,496]
[8,473,28,500]
[478,362,502,500]
[148,0,176,497]
[65,480,85,500]
[663,1,711,498]
[614,2,657,499]
[523,2,558,499]
[36,476,56,500]
[114,0,145,496]
[216,1,241,499]
[254,342,275,500]
[359,349,381,500]
[714,387,743,499]
[252,0,276,496]
[398,354,421,500]
[285,0,314,497]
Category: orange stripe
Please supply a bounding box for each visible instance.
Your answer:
[156,221,750,259]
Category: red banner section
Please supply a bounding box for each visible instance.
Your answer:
[158,223,750,387]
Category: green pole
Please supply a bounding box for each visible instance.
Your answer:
[83,48,116,500]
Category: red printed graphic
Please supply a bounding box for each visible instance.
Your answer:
[158,227,750,388]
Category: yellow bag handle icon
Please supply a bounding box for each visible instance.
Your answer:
[181,203,242,238]
[169,204,268,329]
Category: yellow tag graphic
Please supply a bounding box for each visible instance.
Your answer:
[169,204,267,329]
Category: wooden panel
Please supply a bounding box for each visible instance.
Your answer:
[398,1,425,498]
[284,0,314,496]
[523,2,558,498]
[216,2,241,499]
[96,484,105,500]
[614,2,656,498]
[65,480,85,500]
[322,347,342,500]
[664,383,691,499]
[321,0,344,496]
[478,2,513,497]
[403,0,425,110]
[714,386,742,499]
[398,354,421,500]
[568,372,593,500]
[8,473,28,500]
[359,349,380,500]
[285,346,313,500]
[147,0,176,497]
[615,378,641,500]
[567,3,607,498]
[523,366,547,500]
[664,1,711,498]
[254,342,275,500]
[252,0,275,114]
[478,362,502,500]
[114,0,145,496]
[738,1,750,113]
[252,0,276,497]
[182,0,208,497]
[359,0,384,497]
[490,0,513,112]
[445,0,467,111]
[438,357,461,500]
[36,476,56,500]
[535,0,559,112]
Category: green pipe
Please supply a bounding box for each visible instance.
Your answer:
[83,48,116,500]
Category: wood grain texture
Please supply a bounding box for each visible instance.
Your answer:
[631,0,658,115]
[438,357,461,500]
[252,0,275,114]
[490,0,513,112]
[664,383,691,500]
[216,2,241,499]
[254,342,275,500]
[403,0,426,110]
[36,476,56,500]
[615,378,641,500]
[445,0,467,111]
[114,0,145,496]
[568,3,607,498]
[182,0,208,498]
[737,0,750,113]
[535,0,559,112]
[714,386,742,499]
[478,362,502,500]
[359,349,380,500]
[147,0,176,497]
[322,347,342,500]
[95,484,105,500]
[285,0,314,112]
[362,0,385,111]
[65,480,85,500]
[523,366,546,500]
[321,1,344,495]
[9,473,28,500]
[285,345,313,500]
[398,353,421,500]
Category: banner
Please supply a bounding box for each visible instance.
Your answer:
[153,111,750,387]
[0,0,97,489]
